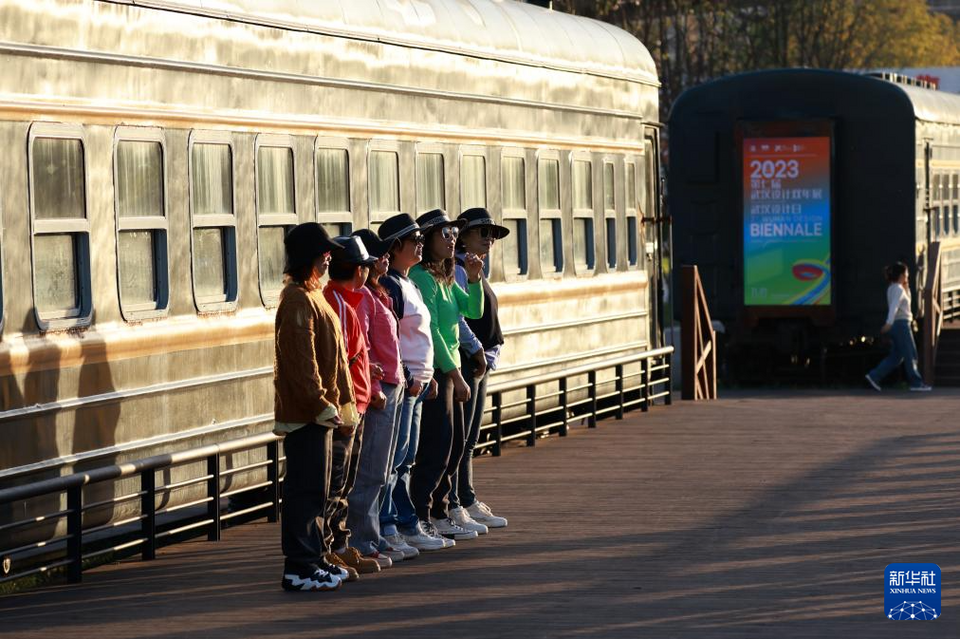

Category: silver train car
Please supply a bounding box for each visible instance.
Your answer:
[0,0,664,529]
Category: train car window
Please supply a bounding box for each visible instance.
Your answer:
[538,155,563,275]
[416,151,445,214]
[461,153,486,210]
[114,128,169,320]
[369,150,400,224]
[189,133,238,312]
[28,123,93,329]
[257,136,299,307]
[316,145,352,237]
[953,173,960,235]
[501,153,528,277]
[933,175,941,237]
[572,157,595,273]
[625,160,639,267]
[603,161,617,270]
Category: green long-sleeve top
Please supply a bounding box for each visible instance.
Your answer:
[409,264,484,373]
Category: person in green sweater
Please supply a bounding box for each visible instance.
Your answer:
[408,209,485,542]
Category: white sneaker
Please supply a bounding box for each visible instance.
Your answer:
[378,545,405,563]
[402,522,448,551]
[421,520,456,548]
[909,384,932,392]
[365,551,393,569]
[431,516,479,540]
[448,506,488,535]
[466,501,508,528]
[384,533,420,559]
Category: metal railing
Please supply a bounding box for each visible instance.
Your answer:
[0,346,672,587]
[681,265,717,400]
[475,346,673,455]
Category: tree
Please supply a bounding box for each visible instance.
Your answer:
[553,0,960,121]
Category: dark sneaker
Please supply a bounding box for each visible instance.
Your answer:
[865,374,881,392]
[321,553,358,582]
[281,566,341,592]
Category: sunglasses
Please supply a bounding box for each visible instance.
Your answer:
[403,233,425,245]
[475,226,497,239]
[440,226,460,240]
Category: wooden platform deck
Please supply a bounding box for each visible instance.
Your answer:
[2,388,959,638]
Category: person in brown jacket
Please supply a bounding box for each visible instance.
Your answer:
[274,222,359,592]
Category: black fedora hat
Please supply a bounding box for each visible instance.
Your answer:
[331,235,378,267]
[284,222,343,271]
[352,229,396,259]
[458,207,510,239]
[417,208,467,234]
[378,213,424,243]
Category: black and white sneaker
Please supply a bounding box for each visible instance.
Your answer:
[281,566,341,592]
[317,557,352,582]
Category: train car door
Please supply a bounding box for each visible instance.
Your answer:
[643,134,664,348]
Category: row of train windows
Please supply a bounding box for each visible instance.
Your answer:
[8,125,651,328]
[930,173,960,239]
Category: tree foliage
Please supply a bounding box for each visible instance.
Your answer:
[554,0,960,119]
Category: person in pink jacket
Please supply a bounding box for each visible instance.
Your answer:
[346,229,420,565]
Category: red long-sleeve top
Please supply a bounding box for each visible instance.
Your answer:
[323,282,371,414]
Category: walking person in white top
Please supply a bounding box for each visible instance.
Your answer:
[865,261,932,392]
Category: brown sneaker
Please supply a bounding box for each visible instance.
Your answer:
[335,547,380,574]
[324,552,359,582]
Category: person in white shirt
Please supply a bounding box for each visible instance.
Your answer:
[376,213,449,552]
[865,262,932,392]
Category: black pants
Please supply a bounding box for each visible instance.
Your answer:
[411,369,465,521]
[451,352,490,509]
[281,423,333,571]
[324,420,362,552]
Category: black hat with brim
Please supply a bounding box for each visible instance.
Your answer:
[331,235,378,267]
[284,222,343,271]
[378,213,424,243]
[458,207,510,239]
[352,229,396,259]
[417,208,467,234]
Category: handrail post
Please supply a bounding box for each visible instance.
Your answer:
[641,357,650,412]
[559,376,569,437]
[922,242,942,384]
[682,264,717,400]
[207,454,221,541]
[615,364,625,420]
[267,439,281,523]
[682,265,696,400]
[526,384,537,446]
[665,352,673,405]
[587,371,598,428]
[66,485,82,583]
[141,470,156,561]
[492,392,503,457]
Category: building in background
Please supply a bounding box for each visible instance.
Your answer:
[867,67,960,93]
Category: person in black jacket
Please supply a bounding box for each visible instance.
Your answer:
[447,208,509,531]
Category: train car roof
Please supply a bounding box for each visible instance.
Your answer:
[671,69,960,126]
[115,0,658,87]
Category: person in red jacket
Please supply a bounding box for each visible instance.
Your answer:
[322,235,380,577]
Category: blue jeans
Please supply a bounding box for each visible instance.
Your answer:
[449,354,489,509]
[379,385,427,536]
[347,382,402,555]
[868,319,924,388]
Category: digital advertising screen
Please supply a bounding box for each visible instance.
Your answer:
[743,135,832,306]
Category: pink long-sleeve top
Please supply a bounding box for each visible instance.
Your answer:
[357,285,404,394]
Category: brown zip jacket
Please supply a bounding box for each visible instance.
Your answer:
[274,282,355,425]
